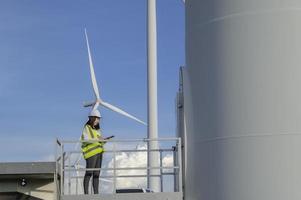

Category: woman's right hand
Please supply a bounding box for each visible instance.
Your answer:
[105,135,115,140]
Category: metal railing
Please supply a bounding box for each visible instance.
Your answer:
[55,138,182,196]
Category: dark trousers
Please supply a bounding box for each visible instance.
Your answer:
[83,153,103,194]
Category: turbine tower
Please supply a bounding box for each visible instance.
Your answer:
[147,0,160,192]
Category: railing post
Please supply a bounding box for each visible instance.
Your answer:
[160,150,163,192]
[68,152,71,195]
[60,144,64,196]
[178,138,183,193]
[113,141,117,194]
[55,139,60,199]
[173,146,177,192]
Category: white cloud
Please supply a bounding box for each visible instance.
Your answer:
[104,144,175,191]
[162,153,174,173]
[106,144,148,189]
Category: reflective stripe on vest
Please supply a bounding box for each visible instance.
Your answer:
[81,125,104,159]
[82,143,103,159]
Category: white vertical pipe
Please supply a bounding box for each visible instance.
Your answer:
[147,0,160,192]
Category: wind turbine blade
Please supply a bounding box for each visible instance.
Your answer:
[83,101,95,107]
[101,101,147,125]
[92,101,100,111]
[84,28,100,99]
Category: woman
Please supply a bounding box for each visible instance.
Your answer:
[81,109,109,194]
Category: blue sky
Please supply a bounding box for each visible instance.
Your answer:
[0,0,184,162]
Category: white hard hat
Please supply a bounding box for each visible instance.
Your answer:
[89,109,102,118]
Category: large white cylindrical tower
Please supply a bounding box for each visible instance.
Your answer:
[184,0,301,199]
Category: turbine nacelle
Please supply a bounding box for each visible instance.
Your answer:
[83,99,102,108]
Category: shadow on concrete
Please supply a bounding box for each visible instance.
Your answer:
[0,192,43,200]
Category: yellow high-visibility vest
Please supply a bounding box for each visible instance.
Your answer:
[81,125,104,159]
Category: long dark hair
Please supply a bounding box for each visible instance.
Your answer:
[86,117,100,130]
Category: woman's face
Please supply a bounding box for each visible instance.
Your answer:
[93,117,100,126]
[89,116,100,127]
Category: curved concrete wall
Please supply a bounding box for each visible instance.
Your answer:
[185,0,301,199]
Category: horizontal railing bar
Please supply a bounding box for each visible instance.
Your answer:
[69,174,165,179]
[64,166,179,172]
[66,148,174,154]
[161,173,176,175]
[60,137,179,144]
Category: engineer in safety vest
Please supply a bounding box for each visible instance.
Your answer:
[81,109,114,194]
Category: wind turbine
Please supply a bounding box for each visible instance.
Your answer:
[72,29,146,191]
[83,29,146,125]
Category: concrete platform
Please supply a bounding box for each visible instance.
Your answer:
[61,192,183,200]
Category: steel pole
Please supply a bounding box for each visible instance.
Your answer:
[147,0,160,192]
